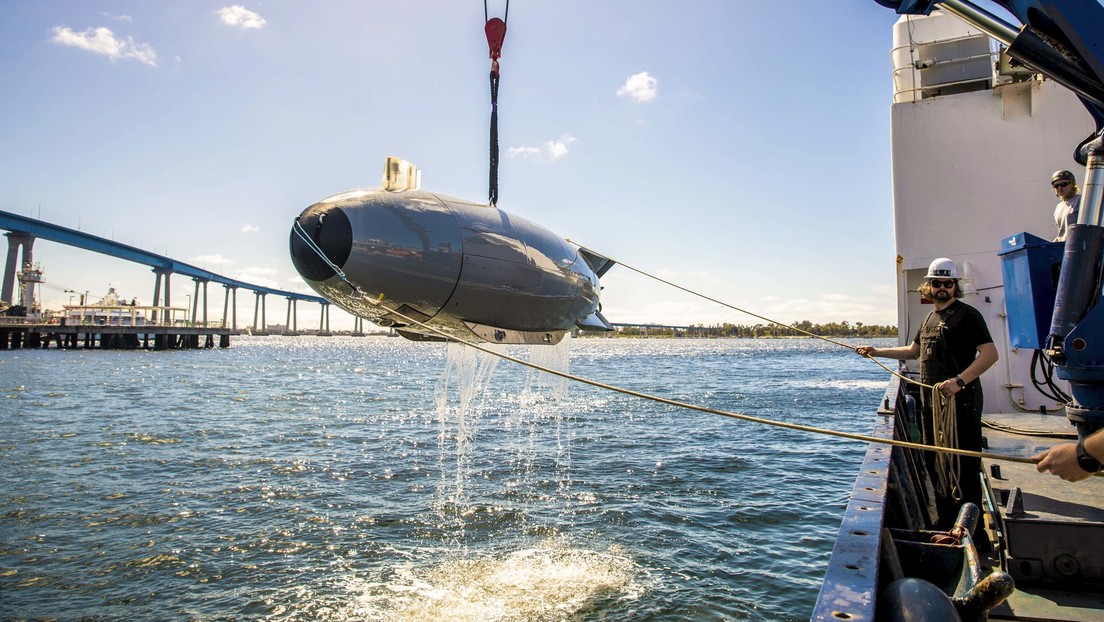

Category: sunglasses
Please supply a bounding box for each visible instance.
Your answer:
[929,279,956,289]
[1053,181,1071,189]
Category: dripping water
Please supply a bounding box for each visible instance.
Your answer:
[430,336,573,525]
[363,335,643,620]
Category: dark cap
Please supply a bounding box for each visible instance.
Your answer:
[1051,170,1075,183]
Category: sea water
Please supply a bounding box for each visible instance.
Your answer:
[0,335,893,621]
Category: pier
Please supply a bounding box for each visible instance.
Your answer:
[0,209,340,349]
[0,314,234,350]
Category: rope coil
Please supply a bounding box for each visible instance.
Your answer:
[932,392,961,501]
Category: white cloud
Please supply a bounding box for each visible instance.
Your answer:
[189,254,234,266]
[100,13,133,22]
[217,6,267,30]
[508,134,577,160]
[234,267,279,289]
[617,71,658,103]
[545,135,577,159]
[239,267,279,282]
[286,275,317,295]
[243,276,280,289]
[507,146,541,158]
[241,224,260,233]
[51,25,157,66]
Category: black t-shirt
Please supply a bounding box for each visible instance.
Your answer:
[912,300,993,384]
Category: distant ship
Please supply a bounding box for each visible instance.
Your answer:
[63,287,146,326]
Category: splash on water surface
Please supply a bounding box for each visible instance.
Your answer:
[347,541,643,621]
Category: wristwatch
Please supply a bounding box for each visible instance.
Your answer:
[1076,438,1102,473]
[954,376,966,388]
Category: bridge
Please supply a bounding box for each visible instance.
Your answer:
[0,209,351,337]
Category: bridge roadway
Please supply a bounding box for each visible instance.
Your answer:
[0,209,335,337]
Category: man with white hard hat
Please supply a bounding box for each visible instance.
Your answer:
[854,258,998,533]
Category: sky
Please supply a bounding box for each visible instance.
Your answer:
[0,1,904,331]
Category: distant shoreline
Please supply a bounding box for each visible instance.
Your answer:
[582,333,896,339]
[599,322,897,339]
[237,325,899,340]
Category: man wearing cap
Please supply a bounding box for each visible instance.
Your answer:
[1052,169,1081,242]
[854,258,998,531]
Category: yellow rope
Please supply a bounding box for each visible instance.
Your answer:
[931,389,961,501]
[294,233,1097,475]
[569,241,860,350]
[857,355,928,388]
[561,245,1104,482]
[868,357,968,496]
[344,291,1047,467]
[572,240,941,389]
[568,243,1096,482]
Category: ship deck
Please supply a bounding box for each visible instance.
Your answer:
[982,413,1104,621]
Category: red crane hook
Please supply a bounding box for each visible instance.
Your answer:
[485,17,506,76]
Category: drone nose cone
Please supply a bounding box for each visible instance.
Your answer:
[290,205,352,282]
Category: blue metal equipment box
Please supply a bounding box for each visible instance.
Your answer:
[997,232,1063,349]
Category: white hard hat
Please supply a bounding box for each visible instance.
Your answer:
[926,257,959,279]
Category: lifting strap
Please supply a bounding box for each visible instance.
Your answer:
[484,1,508,206]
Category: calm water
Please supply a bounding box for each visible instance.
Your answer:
[0,335,892,621]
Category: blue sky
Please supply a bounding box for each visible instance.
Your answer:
[0,2,901,331]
